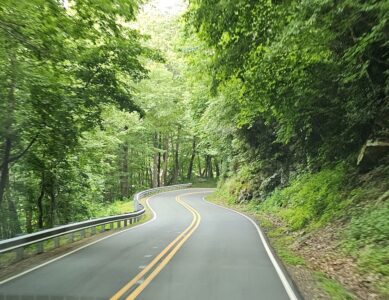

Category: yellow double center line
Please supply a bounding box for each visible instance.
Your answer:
[110,192,202,300]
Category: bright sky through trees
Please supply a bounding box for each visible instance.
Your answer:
[145,0,186,15]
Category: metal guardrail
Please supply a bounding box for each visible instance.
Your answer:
[0,210,145,254]
[0,183,192,263]
[133,183,192,211]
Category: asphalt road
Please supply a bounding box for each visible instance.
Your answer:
[0,188,299,300]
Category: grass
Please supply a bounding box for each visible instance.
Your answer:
[342,199,389,296]
[315,272,356,300]
[93,199,134,217]
[0,252,14,267]
[252,163,389,297]
[261,165,347,231]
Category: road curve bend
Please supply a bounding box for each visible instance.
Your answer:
[0,188,300,300]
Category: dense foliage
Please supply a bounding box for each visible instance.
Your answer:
[0,0,387,297]
[1,6,388,297]
[0,0,151,237]
[186,0,388,183]
[0,0,222,238]
[184,1,388,296]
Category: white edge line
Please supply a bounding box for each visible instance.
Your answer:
[0,190,169,285]
[202,196,299,300]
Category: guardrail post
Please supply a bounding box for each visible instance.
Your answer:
[100,224,105,233]
[117,221,121,229]
[54,237,60,248]
[36,242,44,254]
[15,247,24,261]
[124,219,128,227]
[91,226,96,235]
[134,196,138,212]
[69,233,74,243]
[80,229,85,239]
[110,222,114,230]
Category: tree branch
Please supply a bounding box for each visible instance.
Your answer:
[0,135,39,168]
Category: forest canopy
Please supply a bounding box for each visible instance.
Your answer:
[0,0,388,240]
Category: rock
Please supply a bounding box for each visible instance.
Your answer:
[357,138,389,172]
[236,188,253,203]
[259,173,281,194]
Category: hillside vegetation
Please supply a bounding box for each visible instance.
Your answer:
[211,162,388,298]
[0,0,387,298]
[185,0,389,298]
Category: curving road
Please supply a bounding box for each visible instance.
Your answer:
[0,188,300,300]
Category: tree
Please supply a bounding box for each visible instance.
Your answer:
[0,0,150,237]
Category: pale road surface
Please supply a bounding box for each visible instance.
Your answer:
[0,188,300,300]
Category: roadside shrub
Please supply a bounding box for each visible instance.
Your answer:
[217,165,258,204]
[262,165,346,230]
[346,202,389,247]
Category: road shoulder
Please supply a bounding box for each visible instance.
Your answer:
[205,192,335,300]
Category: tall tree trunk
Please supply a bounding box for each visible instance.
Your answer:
[8,198,21,236]
[25,201,33,233]
[167,136,175,185]
[120,142,129,198]
[145,165,150,187]
[187,137,196,180]
[214,157,220,177]
[152,133,159,188]
[48,177,57,228]
[203,155,209,177]
[197,156,202,177]
[161,135,169,186]
[209,156,214,178]
[0,52,17,204]
[37,177,45,229]
[157,135,162,187]
[172,126,181,184]
[148,165,153,188]
[204,155,213,178]
[0,138,12,204]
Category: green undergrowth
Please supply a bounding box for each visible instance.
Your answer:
[342,199,389,296]
[209,162,389,299]
[315,272,355,300]
[91,199,134,217]
[261,165,347,231]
